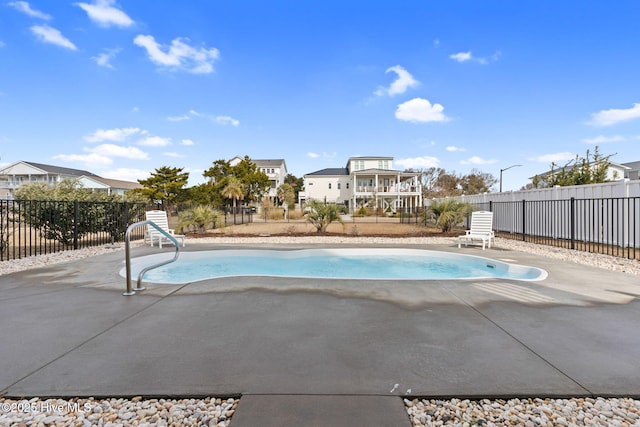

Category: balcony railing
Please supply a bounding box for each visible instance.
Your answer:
[355,186,420,193]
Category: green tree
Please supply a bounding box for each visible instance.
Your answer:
[203,159,232,185]
[533,146,614,188]
[202,157,270,205]
[137,166,189,208]
[284,173,304,202]
[426,199,472,233]
[221,176,245,212]
[231,156,270,203]
[305,200,344,233]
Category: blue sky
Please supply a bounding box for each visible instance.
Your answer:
[1,1,639,190]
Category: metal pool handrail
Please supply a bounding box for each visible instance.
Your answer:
[123,220,181,296]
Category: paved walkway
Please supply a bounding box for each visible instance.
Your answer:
[1,242,639,426]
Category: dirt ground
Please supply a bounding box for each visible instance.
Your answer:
[187,219,461,238]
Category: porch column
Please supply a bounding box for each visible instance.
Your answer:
[396,173,401,211]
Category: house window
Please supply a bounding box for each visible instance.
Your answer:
[337,183,341,189]
[378,160,389,169]
[328,183,332,189]
[346,182,349,189]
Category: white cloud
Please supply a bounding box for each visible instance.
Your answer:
[529,152,575,163]
[163,151,186,158]
[446,145,466,152]
[307,152,319,159]
[589,103,640,126]
[133,35,220,74]
[450,51,472,63]
[53,153,112,166]
[395,98,449,123]
[215,115,239,126]
[181,139,195,146]
[88,144,148,159]
[374,65,419,97]
[84,127,142,142]
[395,156,440,169]
[8,1,51,20]
[138,135,171,147]
[168,115,190,122]
[30,25,77,50]
[101,167,150,182]
[450,50,500,64]
[75,0,134,28]
[189,109,203,117]
[460,156,498,165]
[582,135,625,144]
[92,48,120,69]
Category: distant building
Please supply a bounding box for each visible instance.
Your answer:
[621,161,640,180]
[299,156,422,213]
[77,175,143,196]
[0,160,141,199]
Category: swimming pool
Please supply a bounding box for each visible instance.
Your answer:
[122,248,548,283]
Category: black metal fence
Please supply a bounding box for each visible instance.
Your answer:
[468,197,640,260]
[0,199,148,261]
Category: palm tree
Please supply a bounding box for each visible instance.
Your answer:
[277,183,295,207]
[305,200,344,233]
[178,205,221,233]
[222,176,245,213]
[426,199,472,233]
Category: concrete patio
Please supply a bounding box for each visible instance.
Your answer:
[1,242,639,426]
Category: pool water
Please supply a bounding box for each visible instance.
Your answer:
[123,248,547,283]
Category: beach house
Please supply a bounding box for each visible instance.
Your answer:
[299,156,422,213]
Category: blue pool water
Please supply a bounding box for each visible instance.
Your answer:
[123,248,547,283]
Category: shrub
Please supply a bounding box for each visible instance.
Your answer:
[426,199,473,233]
[178,205,221,233]
[305,200,344,233]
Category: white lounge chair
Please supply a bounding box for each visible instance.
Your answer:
[457,211,495,250]
[144,210,185,248]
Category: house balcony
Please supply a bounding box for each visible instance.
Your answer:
[354,185,421,195]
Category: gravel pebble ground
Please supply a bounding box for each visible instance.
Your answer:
[0,396,238,427]
[406,397,640,427]
[1,236,638,426]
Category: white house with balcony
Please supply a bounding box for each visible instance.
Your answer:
[300,156,422,213]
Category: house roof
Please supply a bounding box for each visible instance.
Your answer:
[347,156,393,161]
[80,175,142,190]
[22,161,100,177]
[253,159,286,168]
[622,161,640,170]
[305,168,349,176]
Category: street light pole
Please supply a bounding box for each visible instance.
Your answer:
[499,164,522,192]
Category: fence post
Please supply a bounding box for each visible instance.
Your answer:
[489,201,493,212]
[570,197,575,250]
[522,199,526,241]
[73,199,79,250]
